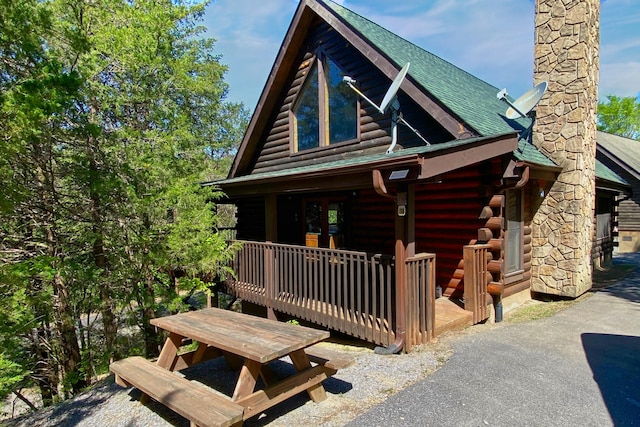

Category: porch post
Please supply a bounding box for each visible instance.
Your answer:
[394,187,409,351]
[407,184,416,258]
[265,194,278,320]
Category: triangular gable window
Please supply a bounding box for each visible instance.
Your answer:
[292,54,358,153]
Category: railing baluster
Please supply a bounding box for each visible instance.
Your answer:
[226,241,438,349]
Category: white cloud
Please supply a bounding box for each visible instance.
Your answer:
[203,0,640,108]
[203,0,298,108]
[599,62,640,98]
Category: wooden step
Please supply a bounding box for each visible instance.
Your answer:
[110,356,244,427]
[434,298,473,337]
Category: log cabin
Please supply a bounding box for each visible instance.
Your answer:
[596,132,640,254]
[208,0,628,352]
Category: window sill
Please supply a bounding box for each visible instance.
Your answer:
[504,270,524,285]
[291,138,360,157]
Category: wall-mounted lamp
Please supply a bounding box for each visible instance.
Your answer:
[397,192,407,217]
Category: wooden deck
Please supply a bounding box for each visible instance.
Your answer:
[225,240,491,351]
[434,298,474,337]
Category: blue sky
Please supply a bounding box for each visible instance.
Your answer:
[203,0,640,111]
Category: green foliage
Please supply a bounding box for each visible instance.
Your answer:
[0,355,26,401]
[0,0,248,405]
[597,95,640,140]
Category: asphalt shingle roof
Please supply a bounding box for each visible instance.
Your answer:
[597,131,640,178]
[214,134,510,186]
[324,0,527,137]
[595,158,628,186]
[323,0,626,186]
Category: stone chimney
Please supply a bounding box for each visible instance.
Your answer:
[531,0,600,297]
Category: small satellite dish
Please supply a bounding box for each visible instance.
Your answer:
[497,81,548,119]
[379,62,411,113]
[343,62,411,114]
[343,62,430,153]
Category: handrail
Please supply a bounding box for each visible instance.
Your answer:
[463,244,492,324]
[225,241,437,350]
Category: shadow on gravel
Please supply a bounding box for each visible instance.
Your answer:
[582,333,640,426]
[177,356,353,426]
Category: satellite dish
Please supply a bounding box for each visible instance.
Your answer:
[343,62,430,153]
[379,62,411,113]
[497,81,548,119]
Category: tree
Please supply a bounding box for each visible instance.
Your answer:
[1,0,248,405]
[597,95,640,140]
[1,0,87,402]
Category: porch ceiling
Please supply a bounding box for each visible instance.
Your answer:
[208,132,519,197]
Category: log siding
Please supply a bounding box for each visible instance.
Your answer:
[250,20,450,175]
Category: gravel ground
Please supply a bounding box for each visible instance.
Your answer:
[3,338,450,427]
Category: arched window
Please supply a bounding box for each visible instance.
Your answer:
[292,55,358,153]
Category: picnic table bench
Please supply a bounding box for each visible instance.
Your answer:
[110,308,354,426]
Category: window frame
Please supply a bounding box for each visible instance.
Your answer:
[290,52,360,155]
[504,188,524,284]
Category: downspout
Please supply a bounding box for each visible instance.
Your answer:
[372,170,407,354]
[515,163,530,188]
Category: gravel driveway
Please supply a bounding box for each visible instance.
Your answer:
[3,338,447,427]
[6,255,637,427]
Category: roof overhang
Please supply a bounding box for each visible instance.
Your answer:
[209,132,519,198]
[597,144,640,181]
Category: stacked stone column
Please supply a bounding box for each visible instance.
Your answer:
[531,0,600,297]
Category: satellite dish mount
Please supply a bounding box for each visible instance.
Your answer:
[497,81,548,143]
[343,63,430,153]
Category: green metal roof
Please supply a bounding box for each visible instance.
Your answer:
[323,0,527,137]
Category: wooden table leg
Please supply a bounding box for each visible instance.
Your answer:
[232,359,262,401]
[259,363,279,387]
[191,342,209,365]
[289,349,327,402]
[157,332,184,370]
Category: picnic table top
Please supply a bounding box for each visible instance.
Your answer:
[150,308,330,363]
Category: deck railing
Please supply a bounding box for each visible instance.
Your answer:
[404,253,436,351]
[226,241,436,348]
[463,244,492,324]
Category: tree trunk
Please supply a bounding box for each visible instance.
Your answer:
[36,148,85,395]
[30,322,56,407]
[89,159,118,363]
[52,270,86,394]
[142,273,161,358]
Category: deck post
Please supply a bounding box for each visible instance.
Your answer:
[394,189,408,351]
[265,194,278,320]
[463,244,491,324]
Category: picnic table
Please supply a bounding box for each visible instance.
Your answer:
[110,308,354,427]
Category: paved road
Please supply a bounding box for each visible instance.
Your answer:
[348,255,640,427]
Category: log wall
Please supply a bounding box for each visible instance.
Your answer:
[249,18,450,175]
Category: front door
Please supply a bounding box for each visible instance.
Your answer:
[304,198,346,249]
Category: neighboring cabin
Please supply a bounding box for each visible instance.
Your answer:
[210,0,627,351]
[596,131,640,253]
